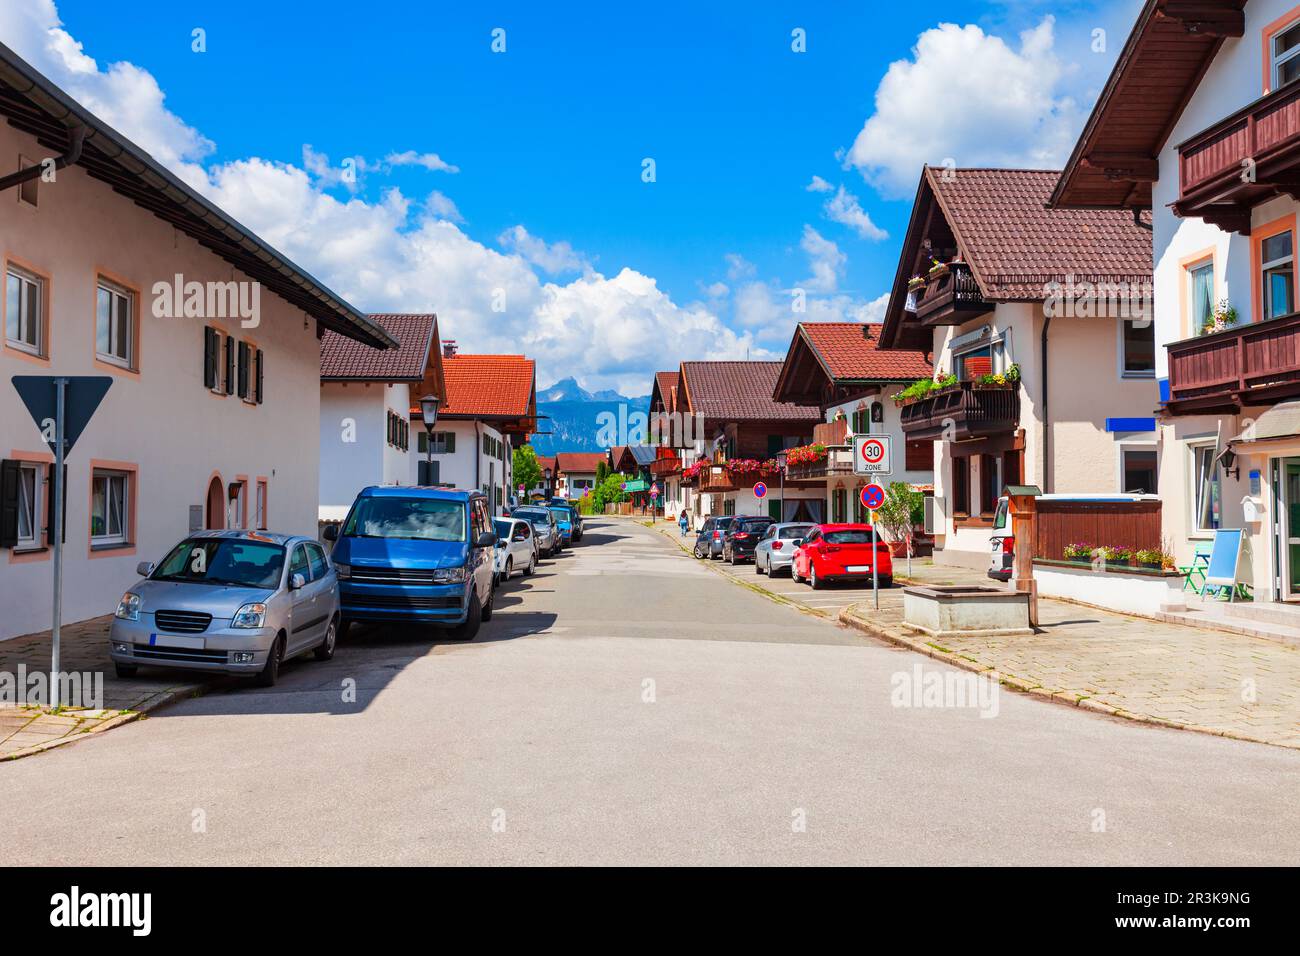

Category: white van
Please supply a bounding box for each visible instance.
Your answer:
[987,493,1160,581]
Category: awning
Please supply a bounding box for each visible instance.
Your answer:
[622,479,650,492]
[1228,401,1300,456]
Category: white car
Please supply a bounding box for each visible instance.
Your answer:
[493,517,537,582]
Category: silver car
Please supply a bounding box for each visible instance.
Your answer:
[108,531,339,687]
[754,522,815,577]
[511,506,560,557]
[493,517,538,582]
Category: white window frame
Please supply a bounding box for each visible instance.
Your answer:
[950,326,1012,381]
[5,264,44,356]
[96,279,135,369]
[1187,258,1215,336]
[1117,441,1158,495]
[91,469,129,546]
[1261,231,1295,321]
[15,461,41,550]
[1273,18,1300,91]
[1118,314,1157,379]
[255,480,267,531]
[1189,441,1221,537]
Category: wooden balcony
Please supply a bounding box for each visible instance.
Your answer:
[1166,311,1300,414]
[648,453,681,478]
[1175,83,1300,233]
[697,466,737,494]
[785,446,853,481]
[898,382,1020,441]
[912,263,993,326]
[813,419,848,446]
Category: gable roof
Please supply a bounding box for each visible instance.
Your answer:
[650,371,680,414]
[881,167,1153,347]
[555,452,606,475]
[774,322,932,405]
[435,354,536,424]
[1050,0,1245,209]
[0,41,394,350]
[321,314,438,381]
[678,361,821,424]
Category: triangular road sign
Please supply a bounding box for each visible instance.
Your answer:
[11,376,113,456]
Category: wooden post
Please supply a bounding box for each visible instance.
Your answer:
[1005,485,1042,627]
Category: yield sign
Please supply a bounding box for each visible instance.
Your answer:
[11,376,112,456]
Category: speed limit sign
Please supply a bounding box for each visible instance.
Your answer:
[853,434,893,476]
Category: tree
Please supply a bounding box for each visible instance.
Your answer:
[876,482,923,550]
[596,459,610,484]
[590,472,631,513]
[513,445,542,494]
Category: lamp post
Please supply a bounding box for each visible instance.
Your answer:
[544,466,552,498]
[776,449,788,522]
[419,394,440,485]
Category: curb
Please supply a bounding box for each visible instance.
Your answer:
[836,604,1296,752]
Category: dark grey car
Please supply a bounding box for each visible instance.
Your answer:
[693,516,734,559]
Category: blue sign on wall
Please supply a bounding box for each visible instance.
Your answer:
[1105,417,1156,433]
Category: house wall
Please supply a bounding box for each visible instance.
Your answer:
[407,418,513,513]
[319,381,412,517]
[0,121,323,641]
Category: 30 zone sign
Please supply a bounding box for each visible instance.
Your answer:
[852,435,893,476]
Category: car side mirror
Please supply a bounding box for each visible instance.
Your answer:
[136,561,155,578]
[476,531,497,548]
[323,525,338,542]
[290,573,307,590]
[793,539,804,547]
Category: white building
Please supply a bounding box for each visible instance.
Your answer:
[554,452,604,499]
[318,314,445,524]
[0,45,395,641]
[407,346,536,514]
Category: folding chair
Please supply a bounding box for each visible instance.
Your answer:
[1179,548,1210,594]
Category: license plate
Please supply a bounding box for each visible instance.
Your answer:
[148,633,205,650]
[846,565,872,573]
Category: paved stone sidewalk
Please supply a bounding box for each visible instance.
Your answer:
[0,615,207,760]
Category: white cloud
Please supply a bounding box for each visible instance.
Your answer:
[497,225,589,275]
[823,185,888,241]
[845,16,1079,198]
[425,190,463,222]
[725,253,756,282]
[702,281,729,299]
[799,225,845,294]
[806,175,833,193]
[384,150,459,173]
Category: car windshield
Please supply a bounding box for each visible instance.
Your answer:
[716,518,734,529]
[152,538,286,589]
[548,508,571,522]
[514,509,550,525]
[739,520,772,533]
[824,530,873,544]
[342,496,466,542]
[493,519,514,539]
[781,524,813,539]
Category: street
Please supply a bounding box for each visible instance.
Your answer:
[0,517,1295,866]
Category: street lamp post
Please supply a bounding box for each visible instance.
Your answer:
[544,466,552,498]
[419,394,440,485]
[777,450,788,522]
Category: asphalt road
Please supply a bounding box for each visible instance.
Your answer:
[1,518,1297,865]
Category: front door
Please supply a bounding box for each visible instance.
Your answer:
[1282,459,1300,601]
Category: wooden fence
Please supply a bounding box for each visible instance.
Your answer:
[1033,499,1162,561]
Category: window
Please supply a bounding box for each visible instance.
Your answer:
[254,347,264,404]
[5,265,43,355]
[951,456,971,516]
[956,345,994,381]
[1192,444,1221,533]
[290,544,310,581]
[1189,260,1214,335]
[978,454,1002,516]
[1273,18,1300,90]
[95,280,134,369]
[17,154,37,207]
[1262,230,1295,320]
[91,469,130,545]
[255,480,267,530]
[203,327,221,391]
[905,440,930,472]
[386,411,410,451]
[230,480,247,529]
[417,431,456,454]
[1119,315,1156,377]
[0,460,43,550]
[832,487,847,523]
[306,542,329,580]
[1122,447,1158,494]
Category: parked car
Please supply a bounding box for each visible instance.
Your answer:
[547,504,576,547]
[109,531,338,687]
[548,498,584,542]
[324,487,497,641]
[792,524,893,589]
[493,517,538,582]
[512,505,561,556]
[722,515,775,564]
[754,522,815,576]
[692,516,734,559]
[987,493,1160,582]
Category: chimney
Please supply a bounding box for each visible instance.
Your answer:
[442,339,458,358]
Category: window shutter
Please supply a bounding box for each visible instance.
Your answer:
[224,336,235,395]
[905,440,931,472]
[446,431,455,454]
[417,431,427,454]
[255,348,264,404]
[46,463,67,543]
[203,328,219,389]
[0,460,19,548]
[237,341,250,399]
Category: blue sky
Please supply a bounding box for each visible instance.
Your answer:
[16,0,1140,393]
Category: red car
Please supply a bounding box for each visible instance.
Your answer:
[791,523,892,589]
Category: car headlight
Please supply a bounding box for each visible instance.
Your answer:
[231,602,268,629]
[334,562,351,580]
[114,592,141,621]
[432,566,466,584]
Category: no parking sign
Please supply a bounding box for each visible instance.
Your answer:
[860,482,885,511]
[753,481,767,499]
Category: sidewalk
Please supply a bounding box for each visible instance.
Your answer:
[0,615,208,760]
[647,521,1300,749]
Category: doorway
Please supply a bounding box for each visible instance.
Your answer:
[1277,458,1300,601]
[206,476,225,530]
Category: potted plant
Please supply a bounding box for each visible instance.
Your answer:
[927,257,949,280]
[1063,542,1091,562]
[1203,300,1238,335]
[1135,547,1163,570]
[907,275,926,292]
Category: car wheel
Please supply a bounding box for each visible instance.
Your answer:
[729,549,738,565]
[879,575,893,589]
[505,557,513,581]
[756,556,765,575]
[810,563,824,590]
[314,616,338,661]
[255,635,284,687]
[449,591,482,641]
[114,662,138,679]
[481,581,495,622]
[526,551,537,575]
[792,563,803,584]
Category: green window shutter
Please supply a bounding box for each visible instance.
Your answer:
[255,348,264,404]
[0,459,19,548]
[446,432,455,454]
[203,328,219,389]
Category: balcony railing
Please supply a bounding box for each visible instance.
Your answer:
[697,466,737,494]
[649,454,681,478]
[1166,311,1300,413]
[813,419,848,446]
[912,262,993,326]
[785,446,853,481]
[1175,83,1300,231]
[898,381,1020,440]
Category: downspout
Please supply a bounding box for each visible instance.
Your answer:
[0,124,86,193]
[474,420,483,493]
[1040,313,1053,493]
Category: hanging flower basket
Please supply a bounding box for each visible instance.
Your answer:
[928,261,949,280]
[907,275,926,292]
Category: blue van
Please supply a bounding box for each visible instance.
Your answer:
[323,487,497,640]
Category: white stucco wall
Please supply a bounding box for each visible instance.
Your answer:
[407,418,513,513]
[319,382,413,516]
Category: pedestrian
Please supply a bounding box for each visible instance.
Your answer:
[678,509,689,537]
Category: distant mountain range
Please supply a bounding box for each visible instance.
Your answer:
[530,377,650,456]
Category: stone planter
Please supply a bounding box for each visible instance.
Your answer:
[902,585,1034,639]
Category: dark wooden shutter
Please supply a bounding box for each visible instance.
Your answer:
[224,336,235,395]
[254,348,264,404]
[237,341,250,399]
[0,460,20,548]
[905,440,931,472]
[446,431,455,454]
[46,463,67,543]
[203,328,219,389]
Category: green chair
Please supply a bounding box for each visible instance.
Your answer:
[1179,546,1211,594]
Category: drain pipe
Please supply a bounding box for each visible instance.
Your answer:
[0,124,86,193]
[1040,313,1053,493]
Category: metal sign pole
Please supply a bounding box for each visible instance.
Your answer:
[51,377,66,708]
[872,516,879,610]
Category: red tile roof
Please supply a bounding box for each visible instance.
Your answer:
[927,168,1152,300]
[435,354,536,419]
[652,371,680,413]
[556,452,606,475]
[320,314,437,380]
[536,455,557,475]
[799,323,932,381]
[680,361,821,424]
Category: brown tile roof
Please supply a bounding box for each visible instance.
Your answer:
[436,354,536,419]
[927,168,1152,299]
[652,371,680,413]
[799,323,932,381]
[537,455,557,475]
[679,361,821,424]
[320,314,436,380]
[556,452,606,475]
